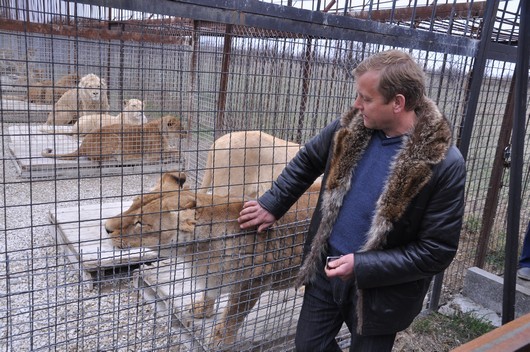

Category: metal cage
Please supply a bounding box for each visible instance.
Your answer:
[0,1,528,350]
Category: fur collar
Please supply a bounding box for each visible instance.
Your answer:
[297,97,452,286]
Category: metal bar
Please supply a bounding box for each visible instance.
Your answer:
[488,42,518,63]
[474,74,516,269]
[349,1,487,22]
[296,37,312,145]
[78,0,481,58]
[429,0,500,312]
[0,18,189,45]
[187,20,199,136]
[216,23,233,137]
[503,0,529,325]
[457,0,500,160]
[118,22,125,104]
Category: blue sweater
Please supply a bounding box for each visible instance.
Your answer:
[328,131,403,255]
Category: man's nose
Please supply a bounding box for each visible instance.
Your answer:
[353,97,362,109]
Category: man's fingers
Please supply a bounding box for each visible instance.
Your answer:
[239,202,258,216]
[241,200,258,210]
[240,219,257,229]
[238,200,275,232]
[257,220,274,233]
[238,209,257,224]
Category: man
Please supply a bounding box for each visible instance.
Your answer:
[238,50,466,351]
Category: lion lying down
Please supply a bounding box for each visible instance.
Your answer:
[41,115,185,163]
[28,73,80,104]
[105,171,320,348]
[40,98,148,136]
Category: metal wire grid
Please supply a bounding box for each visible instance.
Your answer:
[0,0,528,351]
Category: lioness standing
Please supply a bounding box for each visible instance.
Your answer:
[105,171,320,348]
[200,131,302,198]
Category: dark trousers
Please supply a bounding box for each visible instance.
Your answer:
[519,221,530,267]
[295,265,396,352]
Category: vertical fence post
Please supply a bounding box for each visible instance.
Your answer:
[216,23,233,137]
[428,0,501,312]
[503,0,529,325]
[475,74,516,268]
[457,0,500,160]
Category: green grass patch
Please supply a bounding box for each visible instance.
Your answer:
[411,311,495,346]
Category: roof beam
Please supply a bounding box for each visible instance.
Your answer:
[348,1,487,22]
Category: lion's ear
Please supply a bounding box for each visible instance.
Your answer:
[162,171,186,188]
[122,99,127,107]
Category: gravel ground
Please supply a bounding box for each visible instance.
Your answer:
[1,123,479,352]
[0,126,205,351]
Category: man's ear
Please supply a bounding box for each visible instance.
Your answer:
[393,94,406,113]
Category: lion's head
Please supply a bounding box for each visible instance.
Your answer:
[79,73,107,102]
[105,172,200,250]
[160,115,188,138]
[121,98,148,124]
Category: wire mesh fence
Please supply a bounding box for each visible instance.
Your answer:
[0,0,529,351]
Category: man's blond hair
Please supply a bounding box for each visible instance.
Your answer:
[353,50,426,111]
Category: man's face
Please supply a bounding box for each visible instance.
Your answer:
[353,70,396,133]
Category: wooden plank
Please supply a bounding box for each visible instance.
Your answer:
[49,202,165,286]
[136,258,304,351]
[451,312,530,352]
[48,220,97,290]
[133,261,206,352]
[5,124,184,179]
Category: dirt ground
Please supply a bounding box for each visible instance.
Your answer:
[393,323,461,352]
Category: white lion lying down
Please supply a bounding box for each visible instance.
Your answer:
[200,130,303,198]
[41,98,147,136]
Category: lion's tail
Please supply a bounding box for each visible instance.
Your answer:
[41,147,80,160]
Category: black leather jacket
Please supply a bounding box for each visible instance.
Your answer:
[259,102,466,335]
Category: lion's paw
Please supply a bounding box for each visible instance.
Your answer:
[207,323,236,351]
[190,300,215,318]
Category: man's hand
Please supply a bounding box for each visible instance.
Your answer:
[324,253,354,281]
[238,200,276,233]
